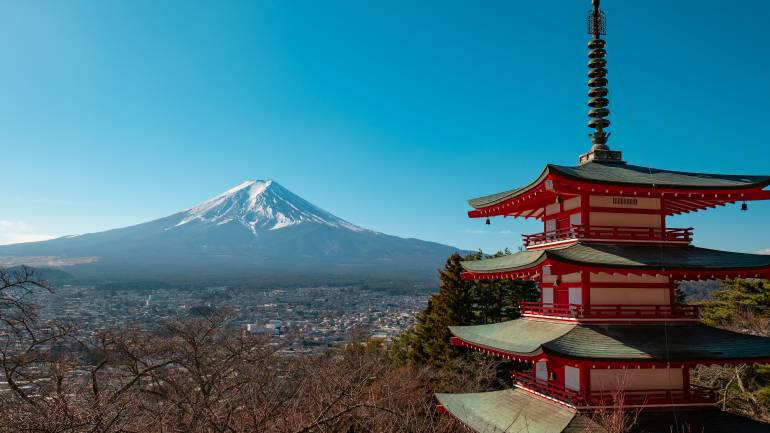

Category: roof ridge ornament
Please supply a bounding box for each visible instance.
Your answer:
[579,0,625,165]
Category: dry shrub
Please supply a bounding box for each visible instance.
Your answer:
[0,311,493,432]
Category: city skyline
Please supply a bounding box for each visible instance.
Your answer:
[2,0,769,254]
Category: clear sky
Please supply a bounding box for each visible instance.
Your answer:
[1,0,769,254]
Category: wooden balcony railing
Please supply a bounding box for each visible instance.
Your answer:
[511,371,582,405]
[518,302,701,320]
[512,371,717,407]
[522,225,693,248]
[586,384,717,406]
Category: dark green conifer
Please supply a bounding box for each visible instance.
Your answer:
[391,252,537,367]
[700,278,770,327]
[698,278,770,417]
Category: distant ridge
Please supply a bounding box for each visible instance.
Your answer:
[0,180,461,287]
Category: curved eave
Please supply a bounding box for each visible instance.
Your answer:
[461,243,770,281]
[563,179,770,216]
[467,166,551,209]
[451,320,770,364]
[435,389,590,433]
[463,266,770,282]
[549,163,770,192]
[543,323,770,363]
[466,162,770,218]
[660,187,770,215]
[548,244,770,279]
[460,250,547,280]
[563,265,770,281]
[448,319,576,360]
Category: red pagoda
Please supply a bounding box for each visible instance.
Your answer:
[436,1,770,432]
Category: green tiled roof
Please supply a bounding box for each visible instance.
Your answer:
[449,319,575,356]
[550,243,770,270]
[436,389,604,433]
[544,323,770,361]
[550,162,770,190]
[467,161,770,209]
[461,250,546,273]
[461,243,770,274]
[467,170,547,209]
[468,186,529,209]
[451,319,770,361]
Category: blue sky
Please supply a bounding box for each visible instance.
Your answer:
[1,0,769,254]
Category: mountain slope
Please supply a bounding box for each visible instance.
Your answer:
[174,180,366,233]
[0,180,460,286]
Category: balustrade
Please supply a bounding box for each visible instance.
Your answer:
[511,371,716,407]
[522,225,693,248]
[518,302,700,320]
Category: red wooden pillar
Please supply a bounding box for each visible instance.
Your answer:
[580,363,591,403]
[660,196,667,232]
[581,271,591,317]
[580,193,590,229]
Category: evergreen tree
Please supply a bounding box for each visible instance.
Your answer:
[396,253,474,366]
[391,251,538,367]
[699,278,770,327]
[697,278,770,420]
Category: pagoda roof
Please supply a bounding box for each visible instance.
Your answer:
[553,162,770,192]
[467,161,770,216]
[545,323,770,361]
[460,243,770,279]
[461,249,546,273]
[449,319,575,357]
[437,389,770,433]
[450,319,770,362]
[435,389,604,433]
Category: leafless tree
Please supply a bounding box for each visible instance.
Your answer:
[0,277,483,433]
[692,309,770,423]
[588,389,640,433]
[0,267,72,410]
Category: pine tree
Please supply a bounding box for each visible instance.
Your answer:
[391,251,538,367]
[699,278,770,327]
[697,278,770,420]
[408,253,474,366]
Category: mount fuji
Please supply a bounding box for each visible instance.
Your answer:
[0,180,460,286]
[174,180,367,234]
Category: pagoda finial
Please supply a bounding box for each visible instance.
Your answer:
[579,0,624,165]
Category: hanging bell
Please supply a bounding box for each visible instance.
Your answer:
[485,218,491,225]
[741,202,748,211]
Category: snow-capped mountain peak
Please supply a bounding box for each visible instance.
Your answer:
[0,178,460,285]
[173,179,366,234]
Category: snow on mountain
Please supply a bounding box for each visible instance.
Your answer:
[0,179,461,285]
[172,180,367,234]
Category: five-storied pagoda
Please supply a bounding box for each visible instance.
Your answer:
[436,1,770,432]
